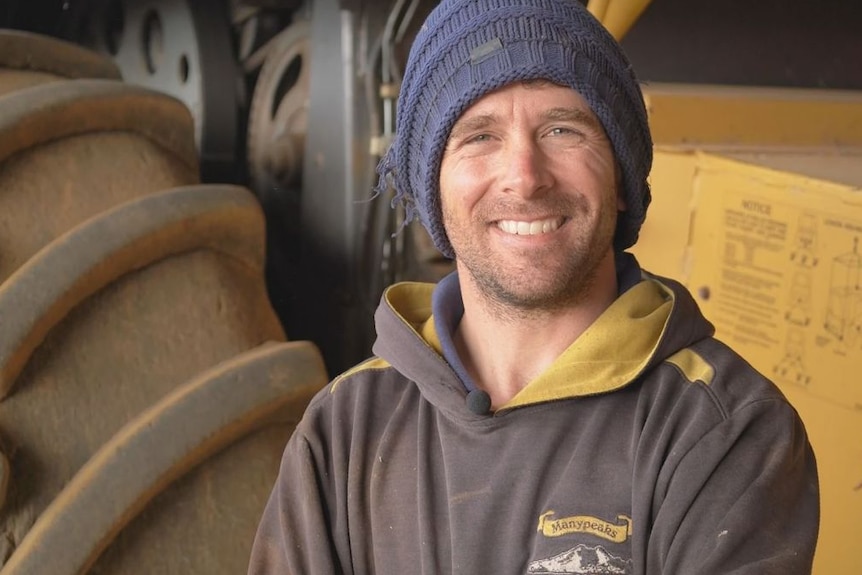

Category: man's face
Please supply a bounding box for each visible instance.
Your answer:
[439,80,623,312]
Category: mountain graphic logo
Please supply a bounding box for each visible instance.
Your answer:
[527,544,632,574]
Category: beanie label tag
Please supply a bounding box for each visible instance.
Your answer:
[470,38,504,63]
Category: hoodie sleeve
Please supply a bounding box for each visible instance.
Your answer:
[649,397,820,574]
[247,431,346,575]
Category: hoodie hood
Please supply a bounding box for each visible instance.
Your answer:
[371,259,714,417]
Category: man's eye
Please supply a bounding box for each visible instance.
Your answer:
[465,133,491,144]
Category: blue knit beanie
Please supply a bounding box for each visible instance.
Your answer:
[376,0,653,259]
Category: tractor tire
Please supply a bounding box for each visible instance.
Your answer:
[0,30,327,575]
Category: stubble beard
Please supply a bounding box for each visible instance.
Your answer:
[446,193,618,321]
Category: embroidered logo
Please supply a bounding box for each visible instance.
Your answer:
[537,511,632,544]
[527,544,632,574]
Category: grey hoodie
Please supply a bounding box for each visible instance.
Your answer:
[249,263,819,574]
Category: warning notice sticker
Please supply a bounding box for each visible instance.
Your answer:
[688,154,862,411]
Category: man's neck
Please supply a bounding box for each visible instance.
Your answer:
[453,259,619,408]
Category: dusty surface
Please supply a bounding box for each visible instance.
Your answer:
[0,132,198,283]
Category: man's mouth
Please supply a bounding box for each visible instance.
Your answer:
[497,217,565,236]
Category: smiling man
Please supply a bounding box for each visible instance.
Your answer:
[440,79,625,406]
[248,1,820,573]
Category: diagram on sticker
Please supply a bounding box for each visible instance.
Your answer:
[824,237,862,349]
[784,272,813,327]
[790,212,820,268]
[774,328,812,386]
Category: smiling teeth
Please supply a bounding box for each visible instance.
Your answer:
[498,218,561,235]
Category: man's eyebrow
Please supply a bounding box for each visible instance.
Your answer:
[544,107,602,131]
[448,113,499,141]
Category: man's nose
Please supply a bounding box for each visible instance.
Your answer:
[501,138,554,199]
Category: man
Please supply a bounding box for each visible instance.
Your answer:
[249,0,820,573]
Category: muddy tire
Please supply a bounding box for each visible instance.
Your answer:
[0,30,326,575]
